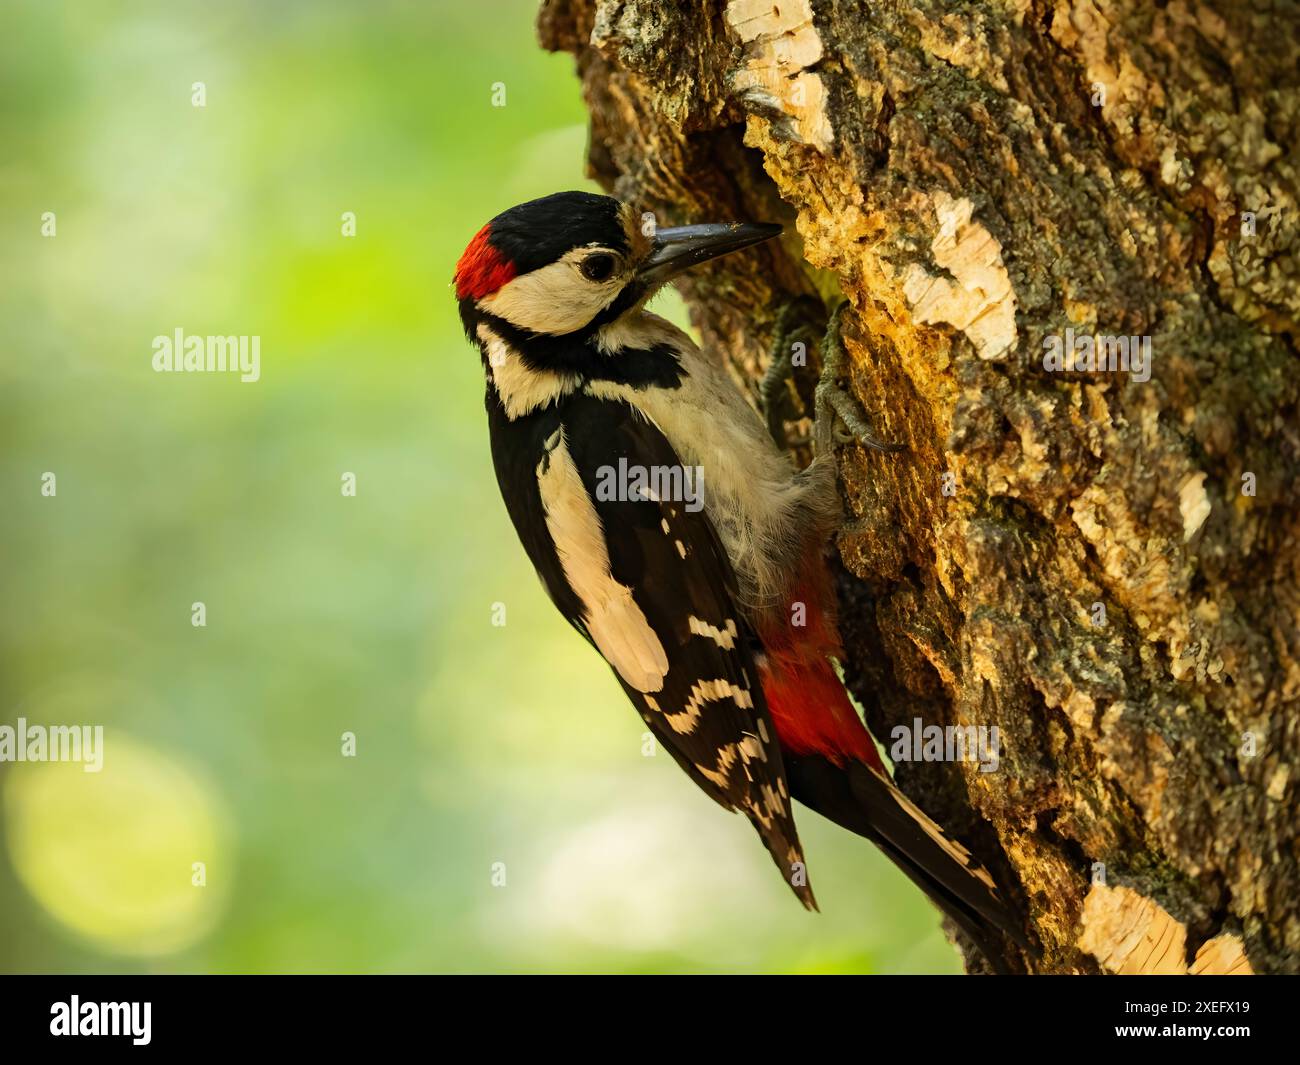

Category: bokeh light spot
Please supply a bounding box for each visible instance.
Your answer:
[4,734,231,957]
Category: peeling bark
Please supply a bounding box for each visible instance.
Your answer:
[1079,883,1254,974]
[538,0,1299,973]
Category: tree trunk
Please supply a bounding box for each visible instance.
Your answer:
[537,0,1298,974]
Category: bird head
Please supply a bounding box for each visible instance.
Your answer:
[454,191,781,342]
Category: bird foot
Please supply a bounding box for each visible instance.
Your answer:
[813,301,906,459]
[759,296,824,450]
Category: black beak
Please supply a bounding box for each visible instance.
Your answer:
[636,221,782,286]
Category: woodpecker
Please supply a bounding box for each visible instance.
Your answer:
[455,190,1026,970]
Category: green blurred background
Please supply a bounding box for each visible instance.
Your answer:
[0,0,958,973]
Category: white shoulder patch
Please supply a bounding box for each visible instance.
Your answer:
[536,429,669,693]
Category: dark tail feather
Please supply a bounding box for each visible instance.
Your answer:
[785,754,1031,973]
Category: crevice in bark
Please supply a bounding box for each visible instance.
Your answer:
[539,0,1299,973]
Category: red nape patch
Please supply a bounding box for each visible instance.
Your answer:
[454,223,516,300]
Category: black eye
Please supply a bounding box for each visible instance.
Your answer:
[579,254,616,282]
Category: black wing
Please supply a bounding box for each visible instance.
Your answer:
[487,388,814,907]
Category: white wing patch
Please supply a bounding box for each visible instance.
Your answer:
[536,428,668,693]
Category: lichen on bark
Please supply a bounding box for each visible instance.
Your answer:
[538,0,1299,973]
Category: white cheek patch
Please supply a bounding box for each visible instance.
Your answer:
[481,255,622,335]
[537,429,668,693]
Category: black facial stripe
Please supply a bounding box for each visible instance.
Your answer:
[457,191,680,393]
[457,230,643,352]
[457,295,482,342]
[479,310,684,391]
[587,282,648,329]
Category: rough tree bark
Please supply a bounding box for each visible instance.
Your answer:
[537,0,1298,973]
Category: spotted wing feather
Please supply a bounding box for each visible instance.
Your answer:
[487,388,814,907]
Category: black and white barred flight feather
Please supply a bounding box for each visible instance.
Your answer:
[485,387,816,907]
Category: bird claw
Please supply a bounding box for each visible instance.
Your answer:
[760,297,823,450]
[814,301,906,458]
[763,298,905,458]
